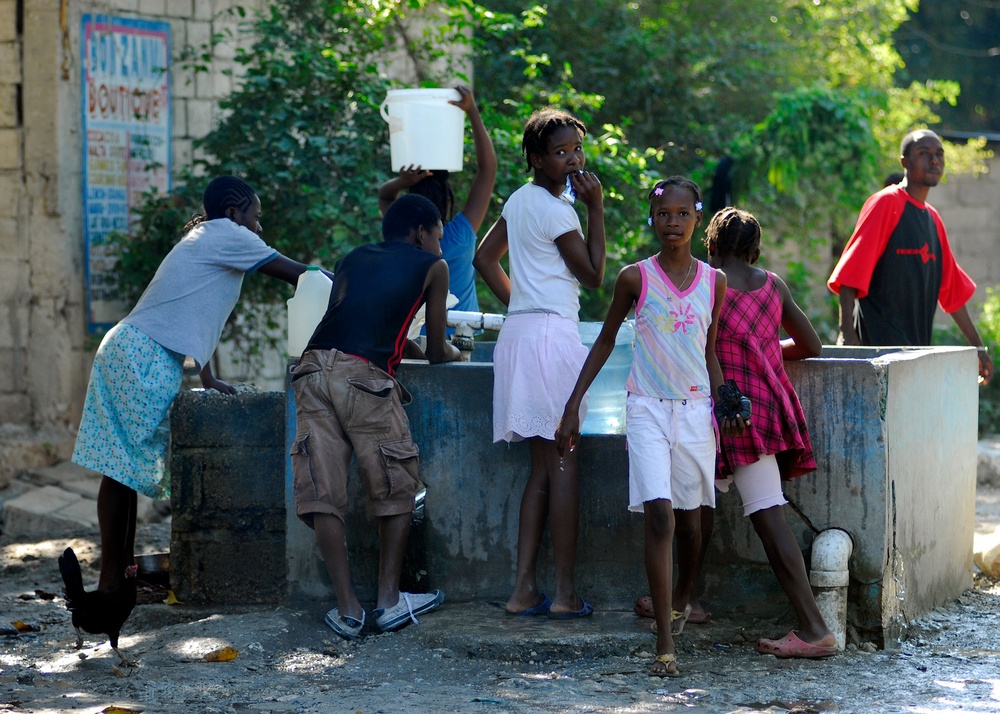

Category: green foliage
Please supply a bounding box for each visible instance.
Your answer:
[974,288,1000,436]
[896,0,1000,133]
[110,0,994,368]
[112,0,451,369]
[747,86,882,208]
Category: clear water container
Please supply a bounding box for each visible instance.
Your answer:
[287,266,332,357]
[578,320,634,435]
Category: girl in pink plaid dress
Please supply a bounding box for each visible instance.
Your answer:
[705,207,837,659]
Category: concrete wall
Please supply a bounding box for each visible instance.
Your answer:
[170,388,286,605]
[169,345,977,642]
[0,0,263,436]
[929,153,1000,312]
[0,2,472,455]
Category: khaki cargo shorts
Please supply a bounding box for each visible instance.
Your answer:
[290,348,419,527]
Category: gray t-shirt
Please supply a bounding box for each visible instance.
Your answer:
[122,218,277,370]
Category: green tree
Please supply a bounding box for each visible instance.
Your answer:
[113,0,992,365]
[896,0,1000,133]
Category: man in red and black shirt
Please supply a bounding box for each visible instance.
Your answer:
[828,129,992,384]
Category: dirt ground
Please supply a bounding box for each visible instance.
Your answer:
[3,491,1000,714]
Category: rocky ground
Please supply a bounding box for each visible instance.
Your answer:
[2,491,1000,714]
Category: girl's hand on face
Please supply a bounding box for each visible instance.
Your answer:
[570,171,603,209]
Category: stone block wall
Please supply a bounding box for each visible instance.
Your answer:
[928,153,1000,311]
[170,388,286,605]
[0,0,262,462]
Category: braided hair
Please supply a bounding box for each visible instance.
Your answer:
[646,176,703,216]
[521,109,587,173]
[409,171,455,222]
[703,206,760,263]
[183,176,257,231]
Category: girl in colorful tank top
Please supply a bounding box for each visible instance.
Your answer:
[557,176,738,678]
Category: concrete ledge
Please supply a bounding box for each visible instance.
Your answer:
[171,388,286,449]
[0,424,75,489]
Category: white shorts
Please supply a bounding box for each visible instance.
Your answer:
[626,394,717,512]
[716,454,788,516]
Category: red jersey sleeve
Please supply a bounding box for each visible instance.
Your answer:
[827,187,905,299]
[932,207,976,313]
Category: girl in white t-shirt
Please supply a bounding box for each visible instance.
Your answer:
[474,109,606,619]
[72,176,317,612]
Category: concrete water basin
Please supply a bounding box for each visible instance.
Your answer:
[171,344,979,643]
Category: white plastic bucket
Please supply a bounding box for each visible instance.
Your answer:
[286,266,333,358]
[380,88,465,172]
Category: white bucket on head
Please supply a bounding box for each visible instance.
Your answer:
[380,88,465,172]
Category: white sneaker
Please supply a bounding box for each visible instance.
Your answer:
[324,607,365,641]
[373,590,444,633]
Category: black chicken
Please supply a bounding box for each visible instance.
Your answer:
[58,547,138,667]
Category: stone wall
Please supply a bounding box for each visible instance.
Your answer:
[173,345,978,644]
[170,387,286,605]
[0,0,262,483]
[930,153,1000,311]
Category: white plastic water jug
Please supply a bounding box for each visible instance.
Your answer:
[286,266,332,358]
[380,88,465,172]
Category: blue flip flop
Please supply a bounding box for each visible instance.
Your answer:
[547,598,593,619]
[508,593,552,616]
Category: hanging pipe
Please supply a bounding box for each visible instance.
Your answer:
[810,528,854,651]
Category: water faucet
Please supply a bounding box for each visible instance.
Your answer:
[447,310,505,359]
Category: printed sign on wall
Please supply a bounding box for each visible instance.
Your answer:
[81,15,171,332]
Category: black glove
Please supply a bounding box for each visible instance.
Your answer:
[714,379,752,422]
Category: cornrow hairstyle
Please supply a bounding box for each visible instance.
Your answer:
[703,206,761,262]
[204,175,257,218]
[646,176,703,219]
[521,109,587,173]
[409,171,455,222]
[900,129,939,158]
[184,176,257,232]
[383,193,442,242]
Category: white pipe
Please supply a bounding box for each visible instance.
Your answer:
[446,310,505,331]
[443,311,505,361]
[810,528,854,651]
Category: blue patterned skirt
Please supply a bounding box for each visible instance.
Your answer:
[72,323,183,499]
